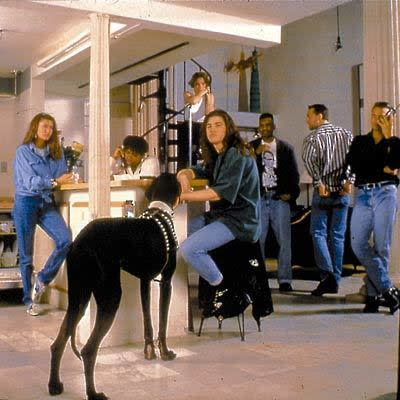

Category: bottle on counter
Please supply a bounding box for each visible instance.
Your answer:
[122,200,135,218]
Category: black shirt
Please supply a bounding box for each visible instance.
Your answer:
[346,132,400,186]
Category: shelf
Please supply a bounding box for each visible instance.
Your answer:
[0,266,22,290]
[0,232,16,236]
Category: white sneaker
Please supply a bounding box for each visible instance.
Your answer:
[32,277,46,303]
[26,303,41,316]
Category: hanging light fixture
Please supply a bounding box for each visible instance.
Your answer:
[334,6,343,52]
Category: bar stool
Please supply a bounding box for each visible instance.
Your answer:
[197,239,273,341]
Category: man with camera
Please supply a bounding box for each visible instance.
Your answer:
[346,101,400,314]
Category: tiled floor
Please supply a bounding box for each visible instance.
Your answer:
[0,271,398,400]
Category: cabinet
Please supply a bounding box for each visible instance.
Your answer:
[0,203,22,290]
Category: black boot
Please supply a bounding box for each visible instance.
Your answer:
[382,287,400,315]
[363,296,380,313]
[311,274,338,296]
[201,288,217,318]
[213,287,252,320]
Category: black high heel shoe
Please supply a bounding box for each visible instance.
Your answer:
[363,296,380,313]
[382,287,400,314]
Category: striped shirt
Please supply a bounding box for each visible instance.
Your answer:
[302,122,353,192]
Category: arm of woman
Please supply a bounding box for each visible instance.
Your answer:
[177,168,195,193]
[14,146,54,192]
[210,149,247,204]
[53,155,73,185]
[14,147,72,191]
[205,91,215,114]
[180,187,220,203]
[183,89,207,106]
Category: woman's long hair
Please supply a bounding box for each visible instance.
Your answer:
[200,109,253,170]
[22,113,63,160]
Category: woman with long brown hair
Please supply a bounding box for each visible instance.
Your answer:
[177,109,261,314]
[13,113,74,316]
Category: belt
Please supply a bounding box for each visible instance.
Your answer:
[357,181,395,190]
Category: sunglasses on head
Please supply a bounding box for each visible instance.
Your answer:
[385,105,399,117]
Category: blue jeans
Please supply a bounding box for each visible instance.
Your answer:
[13,195,72,306]
[180,214,235,285]
[310,190,350,283]
[350,184,398,296]
[260,192,292,283]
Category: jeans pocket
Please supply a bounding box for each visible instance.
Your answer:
[332,193,349,208]
[317,197,330,210]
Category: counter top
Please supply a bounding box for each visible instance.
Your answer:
[58,178,208,191]
[0,202,13,211]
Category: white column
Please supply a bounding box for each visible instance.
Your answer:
[88,13,110,219]
[363,0,400,282]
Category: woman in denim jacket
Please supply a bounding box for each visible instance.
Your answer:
[13,113,74,316]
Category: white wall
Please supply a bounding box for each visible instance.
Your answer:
[45,95,132,182]
[0,99,17,198]
[260,0,363,204]
[45,95,86,145]
[175,45,255,119]
[0,77,46,198]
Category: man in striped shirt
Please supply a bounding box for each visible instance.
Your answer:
[302,104,353,296]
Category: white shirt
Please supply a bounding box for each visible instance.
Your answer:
[110,155,160,179]
[189,97,205,122]
[261,138,277,188]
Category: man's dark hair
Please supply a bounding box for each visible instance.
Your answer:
[123,135,149,155]
[259,113,274,122]
[308,104,329,120]
[373,101,393,110]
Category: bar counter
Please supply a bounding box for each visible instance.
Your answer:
[34,178,207,347]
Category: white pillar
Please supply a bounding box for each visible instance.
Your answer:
[88,13,110,219]
[363,0,400,282]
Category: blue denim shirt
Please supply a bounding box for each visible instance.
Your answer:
[13,143,67,202]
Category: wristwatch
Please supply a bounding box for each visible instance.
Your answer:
[50,179,58,189]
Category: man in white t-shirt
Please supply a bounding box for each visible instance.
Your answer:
[110,135,160,179]
[252,113,300,292]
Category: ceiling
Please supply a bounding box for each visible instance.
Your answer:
[0,0,351,95]
[169,0,350,26]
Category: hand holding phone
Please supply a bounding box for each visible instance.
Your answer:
[112,146,124,160]
[377,114,393,139]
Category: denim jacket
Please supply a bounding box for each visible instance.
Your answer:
[13,143,67,202]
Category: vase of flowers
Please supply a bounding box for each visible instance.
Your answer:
[62,139,84,171]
